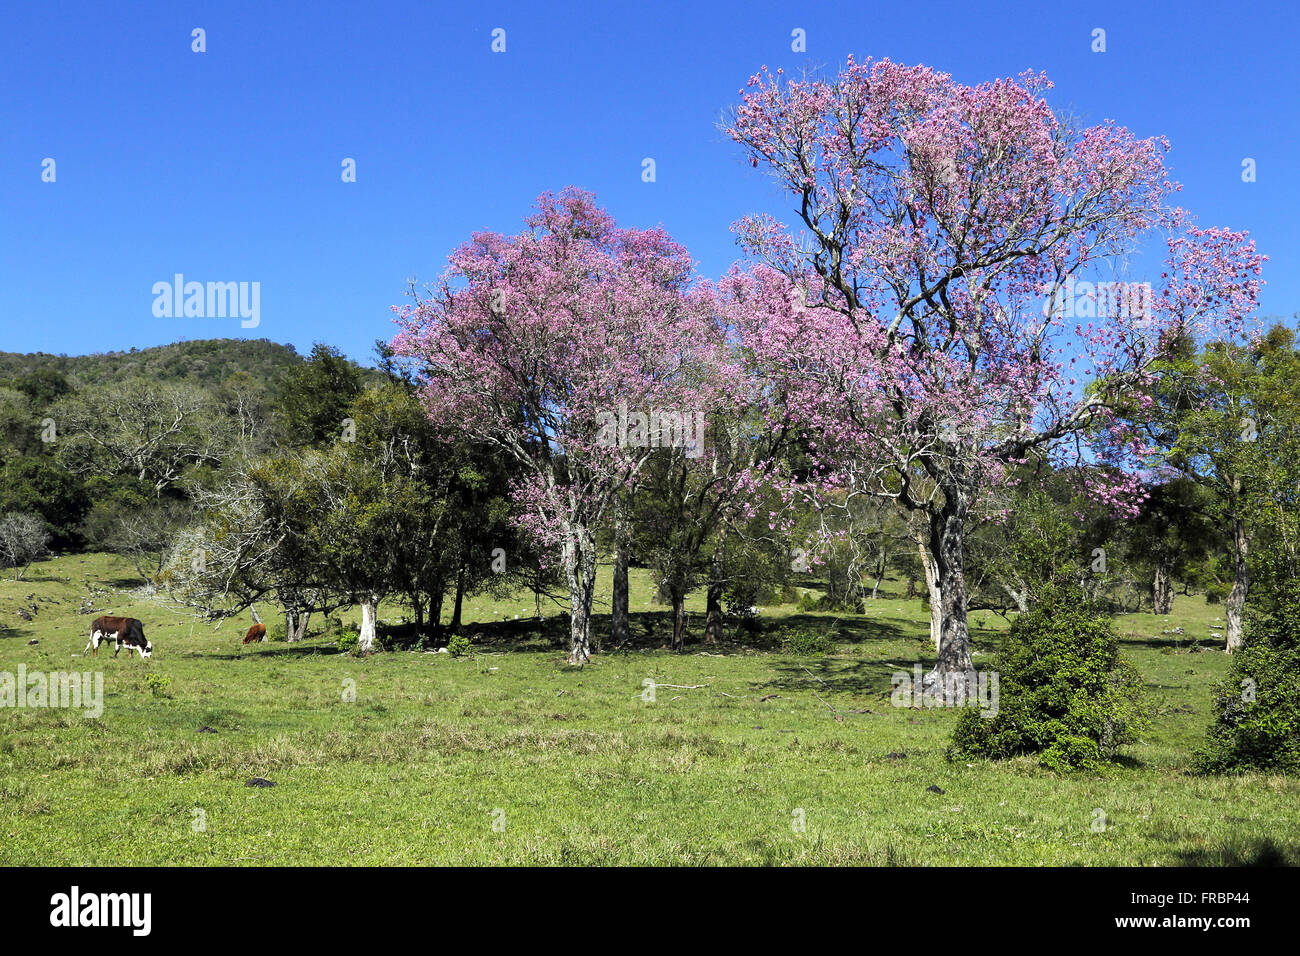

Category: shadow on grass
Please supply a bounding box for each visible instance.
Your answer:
[764,654,928,699]
[360,605,924,663]
[1120,632,1223,652]
[205,642,346,660]
[1177,837,1297,866]
[97,575,150,589]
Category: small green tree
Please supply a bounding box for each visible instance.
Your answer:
[1196,561,1300,774]
[276,343,365,447]
[951,588,1147,772]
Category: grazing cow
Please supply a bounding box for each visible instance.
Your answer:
[84,615,152,659]
[242,621,267,644]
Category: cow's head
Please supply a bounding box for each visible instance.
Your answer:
[141,639,153,659]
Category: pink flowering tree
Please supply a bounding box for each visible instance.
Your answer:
[392,189,718,663]
[726,58,1264,687]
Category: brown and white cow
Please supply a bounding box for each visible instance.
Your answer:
[84,615,152,659]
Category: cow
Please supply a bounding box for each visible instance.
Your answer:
[84,615,152,659]
[241,607,266,645]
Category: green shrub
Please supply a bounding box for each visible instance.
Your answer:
[780,628,833,656]
[950,589,1147,772]
[265,621,288,643]
[1203,581,1230,605]
[336,623,360,654]
[446,633,473,658]
[795,589,863,613]
[1196,573,1300,773]
[144,674,172,699]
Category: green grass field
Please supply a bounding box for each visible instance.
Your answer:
[2,553,1296,865]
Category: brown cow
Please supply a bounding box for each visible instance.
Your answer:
[84,615,152,658]
[242,607,266,645]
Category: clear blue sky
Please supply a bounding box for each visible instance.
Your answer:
[2,0,1297,364]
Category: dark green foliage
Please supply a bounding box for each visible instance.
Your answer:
[1203,581,1230,604]
[276,343,365,446]
[2,367,72,409]
[1197,565,1300,774]
[0,457,89,549]
[446,633,473,657]
[0,339,303,390]
[780,628,833,655]
[951,589,1148,772]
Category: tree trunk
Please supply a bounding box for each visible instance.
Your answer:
[451,566,465,632]
[611,528,631,646]
[563,527,597,664]
[430,587,445,637]
[1003,584,1029,614]
[670,585,688,652]
[285,607,309,643]
[915,527,942,650]
[1226,514,1249,653]
[927,496,973,688]
[1152,560,1174,616]
[704,546,725,644]
[357,596,379,654]
[870,545,886,600]
[413,595,424,636]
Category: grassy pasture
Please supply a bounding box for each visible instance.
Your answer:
[1,552,1296,865]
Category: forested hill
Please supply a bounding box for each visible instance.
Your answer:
[0,338,305,389]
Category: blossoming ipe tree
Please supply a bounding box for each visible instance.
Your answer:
[726,58,1263,688]
[393,189,719,663]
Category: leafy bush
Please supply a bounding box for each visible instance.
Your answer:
[950,590,1147,772]
[144,674,172,699]
[1197,572,1300,774]
[794,589,863,613]
[265,621,288,643]
[1203,581,1230,605]
[446,633,473,658]
[336,623,360,653]
[795,590,820,613]
[780,628,833,656]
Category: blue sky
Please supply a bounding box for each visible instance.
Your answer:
[2,0,1297,364]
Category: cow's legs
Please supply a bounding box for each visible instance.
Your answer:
[85,629,103,657]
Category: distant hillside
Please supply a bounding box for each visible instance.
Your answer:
[0,338,305,389]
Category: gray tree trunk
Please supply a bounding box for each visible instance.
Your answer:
[915,527,942,650]
[1152,560,1174,616]
[563,527,597,664]
[285,607,309,643]
[927,496,974,690]
[670,585,688,652]
[1226,515,1249,653]
[357,597,379,654]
